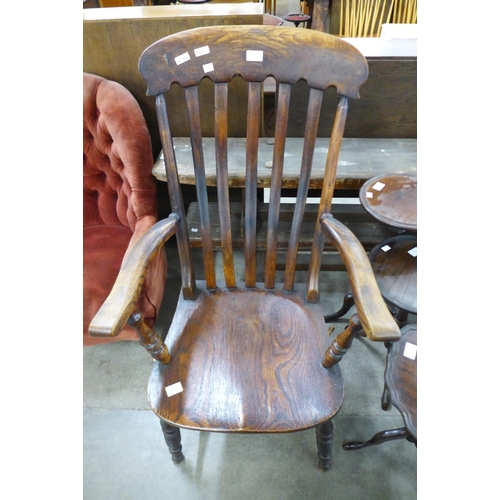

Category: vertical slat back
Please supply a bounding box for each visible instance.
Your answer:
[184,85,216,290]
[264,83,291,289]
[214,82,236,288]
[155,94,196,299]
[244,81,261,288]
[283,87,324,292]
[307,96,349,303]
[139,26,368,299]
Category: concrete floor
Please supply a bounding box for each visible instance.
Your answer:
[84,241,417,500]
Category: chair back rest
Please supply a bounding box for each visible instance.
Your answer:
[83,72,157,230]
[139,26,368,301]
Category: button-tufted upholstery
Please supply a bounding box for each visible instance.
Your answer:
[83,72,167,345]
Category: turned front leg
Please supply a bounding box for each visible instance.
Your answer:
[316,419,334,471]
[128,312,171,364]
[160,420,185,464]
[323,314,363,368]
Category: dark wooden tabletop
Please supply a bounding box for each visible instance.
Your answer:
[369,234,417,314]
[360,174,417,231]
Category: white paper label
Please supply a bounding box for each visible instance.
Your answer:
[403,342,417,360]
[203,62,215,73]
[381,244,391,252]
[194,45,210,57]
[191,228,199,232]
[408,247,417,257]
[174,52,191,65]
[166,382,183,397]
[246,50,264,62]
[366,192,373,198]
[372,181,385,191]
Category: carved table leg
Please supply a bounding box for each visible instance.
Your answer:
[381,341,393,411]
[342,427,410,451]
[316,419,334,471]
[160,420,185,464]
[324,292,355,322]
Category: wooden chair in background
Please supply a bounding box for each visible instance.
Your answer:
[89,25,400,470]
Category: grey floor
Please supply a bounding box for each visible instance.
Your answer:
[84,241,417,500]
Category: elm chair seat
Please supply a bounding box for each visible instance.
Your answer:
[83,72,166,345]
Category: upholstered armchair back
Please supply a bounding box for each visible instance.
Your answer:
[83,73,157,234]
[83,73,166,345]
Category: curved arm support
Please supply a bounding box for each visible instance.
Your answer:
[89,214,180,338]
[321,214,400,342]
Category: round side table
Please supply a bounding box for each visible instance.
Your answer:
[360,174,417,233]
[343,324,417,450]
[325,174,417,324]
[369,234,417,321]
[283,13,311,28]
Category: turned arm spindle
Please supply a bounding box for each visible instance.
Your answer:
[323,314,363,368]
[128,312,171,364]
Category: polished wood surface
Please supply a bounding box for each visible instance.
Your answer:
[148,282,344,431]
[369,234,417,314]
[360,174,417,231]
[89,215,179,337]
[385,324,417,438]
[91,25,400,470]
[152,137,417,190]
[321,215,400,340]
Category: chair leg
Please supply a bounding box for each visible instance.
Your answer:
[315,419,334,471]
[342,427,411,451]
[160,420,185,464]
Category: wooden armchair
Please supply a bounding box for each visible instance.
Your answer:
[89,26,400,470]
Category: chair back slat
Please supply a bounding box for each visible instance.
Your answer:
[155,93,196,299]
[244,81,261,288]
[214,82,236,288]
[185,85,217,290]
[264,83,291,289]
[307,96,349,303]
[283,87,324,292]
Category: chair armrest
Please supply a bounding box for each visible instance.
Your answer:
[321,213,400,342]
[89,214,179,338]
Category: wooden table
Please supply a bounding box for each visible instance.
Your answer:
[360,174,417,232]
[369,234,417,316]
[385,324,417,440]
[342,323,417,450]
[152,137,417,191]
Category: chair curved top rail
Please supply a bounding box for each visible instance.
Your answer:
[139,25,368,98]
